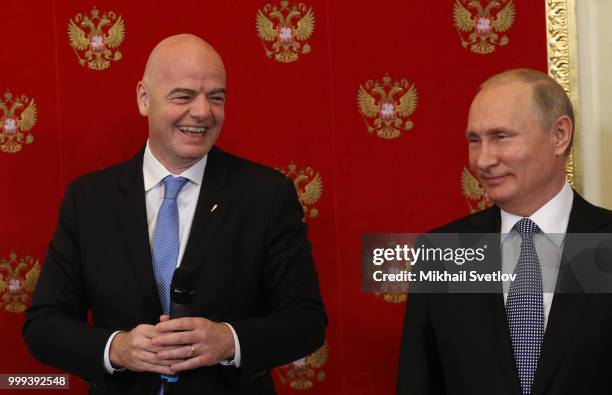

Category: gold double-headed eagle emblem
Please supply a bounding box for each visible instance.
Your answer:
[357,74,418,140]
[0,251,41,314]
[256,1,315,63]
[278,162,323,219]
[0,90,37,154]
[461,167,492,213]
[364,237,411,304]
[68,6,125,71]
[454,0,516,54]
[276,343,328,390]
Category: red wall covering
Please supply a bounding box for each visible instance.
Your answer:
[0,1,547,393]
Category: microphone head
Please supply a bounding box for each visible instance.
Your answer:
[170,266,196,305]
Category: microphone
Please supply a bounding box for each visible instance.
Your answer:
[161,267,196,394]
[169,266,196,319]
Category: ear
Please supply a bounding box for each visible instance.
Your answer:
[552,115,573,156]
[136,81,149,116]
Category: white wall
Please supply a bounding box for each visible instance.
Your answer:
[576,0,612,208]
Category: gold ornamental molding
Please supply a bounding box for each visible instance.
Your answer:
[546,0,581,192]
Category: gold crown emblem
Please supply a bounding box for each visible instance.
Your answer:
[454,0,516,54]
[0,90,37,154]
[276,342,328,389]
[357,74,418,140]
[256,1,315,63]
[68,6,126,71]
[0,251,41,313]
[278,162,323,219]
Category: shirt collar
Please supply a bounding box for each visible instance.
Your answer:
[500,181,573,247]
[143,141,207,191]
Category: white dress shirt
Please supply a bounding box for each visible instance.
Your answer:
[103,142,241,372]
[500,181,573,330]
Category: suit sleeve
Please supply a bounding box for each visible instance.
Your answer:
[397,292,444,395]
[231,176,327,372]
[23,182,113,385]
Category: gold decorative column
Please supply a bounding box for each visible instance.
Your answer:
[546,0,581,192]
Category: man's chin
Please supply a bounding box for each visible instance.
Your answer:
[179,142,213,158]
[180,151,208,162]
[482,189,511,208]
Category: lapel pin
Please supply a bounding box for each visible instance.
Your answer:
[210,203,218,213]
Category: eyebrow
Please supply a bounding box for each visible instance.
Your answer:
[466,127,515,138]
[167,88,227,96]
[208,88,227,96]
[168,88,196,96]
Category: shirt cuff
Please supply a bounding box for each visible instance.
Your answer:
[104,331,126,374]
[219,323,241,368]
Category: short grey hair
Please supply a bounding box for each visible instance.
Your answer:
[481,68,575,154]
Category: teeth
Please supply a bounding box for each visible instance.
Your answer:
[178,126,207,134]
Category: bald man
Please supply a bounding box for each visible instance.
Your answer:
[24,34,326,395]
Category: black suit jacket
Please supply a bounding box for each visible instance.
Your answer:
[397,192,612,395]
[23,147,327,395]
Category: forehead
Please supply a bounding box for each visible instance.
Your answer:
[152,50,226,92]
[467,81,537,131]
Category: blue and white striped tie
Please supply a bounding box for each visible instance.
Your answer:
[506,218,544,395]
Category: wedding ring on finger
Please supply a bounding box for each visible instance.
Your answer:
[190,343,198,357]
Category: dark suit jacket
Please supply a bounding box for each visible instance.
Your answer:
[397,192,612,395]
[23,147,327,395]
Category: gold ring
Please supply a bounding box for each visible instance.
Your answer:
[190,343,197,357]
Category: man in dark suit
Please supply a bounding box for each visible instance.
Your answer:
[397,69,612,394]
[23,34,326,394]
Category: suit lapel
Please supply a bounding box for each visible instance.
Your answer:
[468,207,523,393]
[532,192,604,394]
[116,150,162,315]
[180,147,231,276]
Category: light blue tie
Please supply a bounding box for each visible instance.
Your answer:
[506,218,544,395]
[151,176,189,314]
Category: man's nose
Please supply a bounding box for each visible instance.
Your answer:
[473,142,499,171]
[189,94,211,121]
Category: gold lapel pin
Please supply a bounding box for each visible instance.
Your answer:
[210,203,218,213]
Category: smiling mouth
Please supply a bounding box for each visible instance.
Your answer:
[177,125,207,136]
[482,175,508,184]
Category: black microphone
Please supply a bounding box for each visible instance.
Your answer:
[169,266,196,319]
[161,267,196,394]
